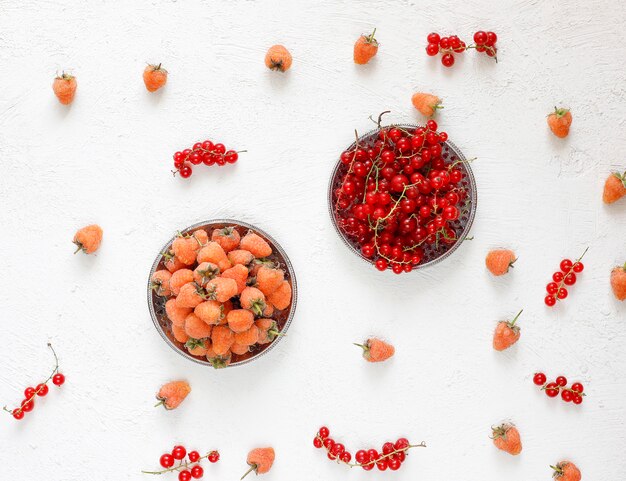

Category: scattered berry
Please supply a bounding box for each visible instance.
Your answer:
[155,381,191,410]
[551,461,581,481]
[425,32,466,68]
[491,424,522,455]
[610,262,626,301]
[535,373,586,405]
[265,45,292,72]
[354,29,379,65]
[547,107,572,138]
[143,446,220,478]
[52,72,77,105]
[73,224,103,254]
[485,249,516,276]
[533,372,547,385]
[355,338,395,362]
[492,309,522,351]
[603,171,626,204]
[470,30,498,61]
[143,64,168,92]
[242,447,275,479]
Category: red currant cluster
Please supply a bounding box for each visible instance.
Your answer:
[472,30,498,60]
[333,117,471,274]
[425,32,466,67]
[425,30,499,66]
[544,247,587,306]
[172,140,243,178]
[143,445,219,481]
[313,426,426,472]
[533,373,586,405]
[3,343,65,420]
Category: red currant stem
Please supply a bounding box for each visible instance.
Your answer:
[369,110,390,128]
[240,464,257,480]
[142,452,213,475]
[465,44,498,62]
[510,309,523,326]
[3,343,60,416]
[553,246,589,302]
[447,156,477,170]
[539,384,586,396]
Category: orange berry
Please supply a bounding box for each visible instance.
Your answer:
[185,337,210,356]
[231,342,250,356]
[206,348,231,369]
[143,64,168,92]
[184,313,212,339]
[193,262,220,286]
[211,325,234,356]
[552,461,581,481]
[240,287,267,316]
[194,300,224,325]
[221,264,249,294]
[150,269,172,297]
[165,298,192,327]
[547,107,572,138]
[603,171,626,204]
[206,277,238,303]
[53,72,77,105]
[240,232,272,258]
[234,325,260,346]
[492,310,522,351]
[169,269,194,296]
[156,380,190,410]
[243,447,275,479]
[267,280,291,310]
[411,93,442,117]
[175,283,206,309]
[485,249,516,276]
[191,229,209,246]
[197,242,231,271]
[171,324,189,344]
[227,309,255,333]
[611,262,626,301]
[353,29,378,65]
[73,224,103,254]
[492,424,522,455]
[227,249,255,266]
[211,226,241,252]
[164,253,186,273]
[356,338,394,362]
[172,236,199,265]
[256,266,284,296]
[261,302,274,318]
[265,45,292,72]
[255,319,281,344]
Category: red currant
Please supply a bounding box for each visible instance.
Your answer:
[544,295,556,307]
[188,451,200,462]
[572,262,584,273]
[179,165,192,178]
[323,438,335,450]
[377,459,389,471]
[340,452,352,463]
[355,450,368,463]
[213,143,225,154]
[533,372,547,385]
[394,438,409,450]
[563,273,576,285]
[178,471,192,481]
[160,454,175,468]
[545,383,559,397]
[190,465,204,479]
[426,43,439,56]
[560,259,573,272]
[172,446,187,460]
[486,32,498,45]
[473,31,487,45]
[388,459,401,470]
[552,271,564,282]
[24,387,36,399]
[546,282,559,295]
[557,287,568,299]
[224,151,238,164]
[441,53,455,67]
[35,383,49,396]
[561,390,573,402]
[571,382,584,393]
[555,376,568,387]
[572,394,583,405]
[21,399,34,412]
[427,32,441,44]
[375,259,388,271]
[208,451,220,463]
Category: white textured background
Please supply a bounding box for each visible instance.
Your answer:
[1,0,625,480]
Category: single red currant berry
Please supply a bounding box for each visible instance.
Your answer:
[427,32,441,44]
[572,262,584,273]
[189,152,202,165]
[367,449,379,460]
[160,454,175,468]
[426,119,438,131]
[544,295,556,307]
[377,459,389,471]
[382,442,395,455]
[35,383,49,396]
[555,376,568,387]
[313,437,323,448]
[213,143,226,154]
[426,43,439,56]
[486,31,498,44]
[546,282,559,295]
[52,373,65,386]
[388,459,401,471]
[572,394,583,405]
[355,450,368,463]
[533,372,547,385]
[473,31,487,45]
[12,409,25,420]
[179,165,192,178]
[439,37,450,49]
[172,446,187,460]
[564,273,576,285]
[395,438,410,450]
[375,259,388,271]
[178,470,192,481]
[201,140,214,151]
[21,399,34,412]
[391,263,403,274]
[362,463,374,471]
[208,451,220,463]
[545,382,560,397]
[441,53,455,67]
[224,150,238,164]
[188,451,200,462]
[24,387,36,399]
[571,382,584,393]
[190,465,204,479]
[561,389,573,402]
[557,287,568,299]
[403,264,413,273]
[560,259,573,272]
[340,452,352,463]
[323,438,335,450]
[552,271,564,283]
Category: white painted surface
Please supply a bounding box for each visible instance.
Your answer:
[0,0,625,479]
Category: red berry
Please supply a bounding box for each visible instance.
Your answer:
[560,259,573,272]
[546,282,559,295]
[573,262,584,273]
[427,32,441,44]
[557,287,568,299]
[533,372,547,385]
[552,271,564,282]
[323,438,335,450]
[388,459,401,470]
[340,452,352,463]
[160,454,175,468]
[179,165,192,178]
[439,37,450,49]
[441,53,455,67]
[24,387,36,399]
[564,273,576,285]
[572,394,583,405]
[362,463,374,471]
[561,389,573,402]
[21,399,34,412]
[545,382,560,397]
[544,295,556,307]
[375,259,388,271]
[172,446,187,460]
[486,32,498,45]
[555,376,568,387]
[12,409,24,420]
[52,373,65,386]
[394,438,410,450]
[35,383,49,396]
[224,150,238,164]
[213,143,226,154]
[426,43,439,56]
[179,471,192,481]
[376,459,389,471]
[190,465,204,479]
[188,451,200,462]
[208,451,220,463]
[382,442,395,455]
[571,382,584,393]
[313,437,322,448]
[473,31,487,45]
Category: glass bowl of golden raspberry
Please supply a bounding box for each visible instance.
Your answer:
[147,219,297,368]
[328,121,477,273]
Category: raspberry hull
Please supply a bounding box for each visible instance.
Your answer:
[330,120,475,273]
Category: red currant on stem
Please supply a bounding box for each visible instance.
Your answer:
[160,454,175,468]
[179,471,192,481]
[188,451,200,463]
[208,451,220,463]
[533,372,547,386]
[190,465,203,479]
[172,446,187,460]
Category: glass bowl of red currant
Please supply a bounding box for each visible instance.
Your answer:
[328,122,477,273]
[147,219,298,368]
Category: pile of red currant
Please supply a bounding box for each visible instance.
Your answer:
[533,373,586,405]
[425,32,466,67]
[3,343,65,420]
[313,426,426,472]
[471,30,498,60]
[332,116,472,274]
[544,247,587,306]
[143,445,219,480]
[172,139,243,178]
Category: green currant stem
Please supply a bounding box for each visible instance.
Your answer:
[3,343,60,416]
